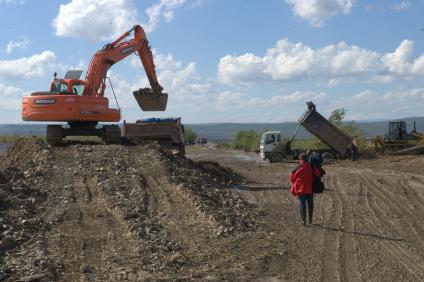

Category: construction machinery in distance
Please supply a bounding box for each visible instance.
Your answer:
[373,121,424,154]
[260,102,354,163]
[22,25,168,145]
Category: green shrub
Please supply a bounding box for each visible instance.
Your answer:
[232,130,261,152]
[184,127,197,144]
[325,109,368,152]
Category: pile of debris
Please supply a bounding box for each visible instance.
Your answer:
[0,137,258,279]
[0,168,47,259]
[159,148,256,234]
[0,137,63,280]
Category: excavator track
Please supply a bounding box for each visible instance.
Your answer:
[46,125,64,145]
[103,125,122,144]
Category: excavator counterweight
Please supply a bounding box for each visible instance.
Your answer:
[133,88,168,111]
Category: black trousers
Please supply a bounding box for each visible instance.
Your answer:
[298,194,314,223]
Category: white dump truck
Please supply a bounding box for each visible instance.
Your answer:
[260,102,353,163]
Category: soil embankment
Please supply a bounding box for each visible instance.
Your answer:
[1,138,424,281]
[0,138,258,281]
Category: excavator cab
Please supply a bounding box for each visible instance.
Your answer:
[50,79,85,95]
[49,70,85,96]
[133,88,168,111]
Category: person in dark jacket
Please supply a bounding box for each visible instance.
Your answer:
[351,143,358,161]
[308,151,323,168]
[289,152,321,225]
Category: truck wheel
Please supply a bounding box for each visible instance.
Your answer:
[270,153,283,163]
[322,152,334,163]
[103,125,121,144]
[46,125,63,145]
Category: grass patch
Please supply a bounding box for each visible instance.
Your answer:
[63,136,103,143]
[0,134,44,144]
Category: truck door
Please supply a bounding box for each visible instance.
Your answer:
[264,133,277,153]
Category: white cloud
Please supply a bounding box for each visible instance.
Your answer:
[382,40,413,74]
[218,39,424,86]
[52,0,200,40]
[285,0,355,27]
[143,0,187,33]
[0,83,21,97]
[52,0,138,41]
[346,88,424,120]
[218,54,268,86]
[5,37,30,54]
[268,91,328,104]
[0,51,56,79]
[130,51,211,101]
[0,83,28,110]
[391,1,411,11]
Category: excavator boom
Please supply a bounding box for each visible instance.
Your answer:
[83,25,167,111]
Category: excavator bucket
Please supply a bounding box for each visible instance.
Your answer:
[133,88,168,111]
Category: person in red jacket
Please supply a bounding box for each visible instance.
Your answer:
[289,152,320,225]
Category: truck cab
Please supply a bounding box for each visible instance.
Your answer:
[260,131,282,161]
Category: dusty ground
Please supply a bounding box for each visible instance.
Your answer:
[187,144,424,281]
[1,138,424,281]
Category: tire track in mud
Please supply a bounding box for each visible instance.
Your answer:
[45,150,149,281]
[331,172,362,282]
[370,175,424,280]
[350,170,424,281]
[324,166,424,281]
[370,171,424,249]
[319,172,342,282]
[186,147,424,281]
[145,175,219,231]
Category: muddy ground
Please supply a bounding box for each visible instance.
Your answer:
[1,139,424,281]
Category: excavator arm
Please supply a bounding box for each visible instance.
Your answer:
[83,25,167,111]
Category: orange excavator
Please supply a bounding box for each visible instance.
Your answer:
[21,25,168,144]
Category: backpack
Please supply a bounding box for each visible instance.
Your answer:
[311,164,325,194]
[312,177,325,193]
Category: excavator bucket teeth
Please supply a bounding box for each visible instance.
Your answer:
[133,88,168,111]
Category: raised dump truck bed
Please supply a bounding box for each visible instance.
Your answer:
[299,102,352,157]
[122,117,185,154]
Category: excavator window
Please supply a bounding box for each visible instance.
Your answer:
[73,84,84,96]
[59,83,69,94]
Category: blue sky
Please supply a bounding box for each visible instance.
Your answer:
[0,0,424,123]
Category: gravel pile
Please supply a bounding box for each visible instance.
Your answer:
[0,137,63,281]
[69,144,184,273]
[0,138,257,278]
[147,145,257,235]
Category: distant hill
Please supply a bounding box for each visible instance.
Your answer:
[186,117,424,140]
[1,117,423,141]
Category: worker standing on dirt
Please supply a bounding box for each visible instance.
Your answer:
[351,138,359,161]
[289,152,320,225]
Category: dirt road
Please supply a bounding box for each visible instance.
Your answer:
[187,144,424,281]
[1,138,424,281]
